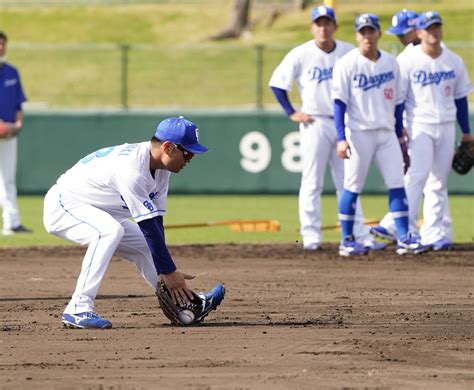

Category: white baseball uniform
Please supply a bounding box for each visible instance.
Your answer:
[43,142,169,314]
[332,48,405,192]
[269,40,374,247]
[398,44,472,244]
[378,43,452,240]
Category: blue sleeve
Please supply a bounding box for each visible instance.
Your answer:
[138,216,177,275]
[15,68,27,109]
[271,86,296,116]
[455,97,470,135]
[394,103,405,138]
[334,99,347,141]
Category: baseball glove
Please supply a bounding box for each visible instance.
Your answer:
[400,142,410,174]
[452,140,474,175]
[155,281,203,326]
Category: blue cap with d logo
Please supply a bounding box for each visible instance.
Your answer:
[155,116,209,154]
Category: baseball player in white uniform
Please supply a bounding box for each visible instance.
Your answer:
[371,10,454,251]
[269,5,384,251]
[332,13,429,256]
[43,117,225,329]
[397,11,472,248]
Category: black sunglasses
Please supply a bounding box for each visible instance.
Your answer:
[174,143,194,161]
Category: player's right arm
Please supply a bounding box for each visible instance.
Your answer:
[271,87,314,124]
[269,47,314,124]
[332,57,351,159]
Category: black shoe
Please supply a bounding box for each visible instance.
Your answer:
[2,225,33,235]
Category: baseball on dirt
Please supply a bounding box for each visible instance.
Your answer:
[178,309,195,325]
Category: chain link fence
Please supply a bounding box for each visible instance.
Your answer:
[10,41,474,109]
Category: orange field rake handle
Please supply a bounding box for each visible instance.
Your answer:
[165,219,280,232]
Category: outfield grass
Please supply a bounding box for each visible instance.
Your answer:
[1,194,472,247]
[1,0,473,108]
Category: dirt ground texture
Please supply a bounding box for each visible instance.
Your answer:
[0,243,473,390]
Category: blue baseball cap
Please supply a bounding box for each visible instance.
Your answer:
[311,5,336,23]
[155,116,208,154]
[416,11,442,30]
[355,13,380,32]
[386,9,418,36]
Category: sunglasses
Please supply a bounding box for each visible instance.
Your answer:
[174,143,194,161]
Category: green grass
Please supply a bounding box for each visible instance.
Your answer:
[0,0,473,108]
[1,194,472,247]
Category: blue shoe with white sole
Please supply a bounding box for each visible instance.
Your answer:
[62,312,112,329]
[396,235,431,255]
[339,236,369,257]
[365,241,388,251]
[432,239,453,251]
[194,284,225,323]
[370,226,397,242]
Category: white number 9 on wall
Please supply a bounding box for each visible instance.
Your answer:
[239,131,271,173]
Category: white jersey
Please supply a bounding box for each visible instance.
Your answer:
[56,142,170,223]
[269,39,354,115]
[398,44,472,127]
[332,49,403,132]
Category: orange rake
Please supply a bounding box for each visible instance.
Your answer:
[165,219,281,232]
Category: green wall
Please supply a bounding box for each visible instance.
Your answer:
[17,110,474,194]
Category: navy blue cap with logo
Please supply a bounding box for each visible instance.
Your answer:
[386,9,418,36]
[416,11,442,30]
[155,116,209,154]
[311,5,336,23]
[354,13,380,32]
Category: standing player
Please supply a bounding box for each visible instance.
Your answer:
[0,31,32,235]
[398,11,472,248]
[372,10,451,251]
[43,117,225,329]
[332,13,429,256]
[269,5,383,251]
[370,10,419,242]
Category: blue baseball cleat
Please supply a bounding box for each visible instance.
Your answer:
[396,234,431,255]
[62,312,112,329]
[365,241,388,251]
[339,236,369,257]
[194,283,225,323]
[370,225,397,242]
[432,239,453,251]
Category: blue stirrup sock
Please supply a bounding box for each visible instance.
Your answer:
[338,189,358,239]
[389,187,409,238]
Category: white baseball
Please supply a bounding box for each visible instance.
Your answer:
[178,309,195,325]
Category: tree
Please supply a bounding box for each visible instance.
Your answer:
[209,0,251,40]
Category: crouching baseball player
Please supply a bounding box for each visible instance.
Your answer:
[332,13,430,256]
[43,116,225,329]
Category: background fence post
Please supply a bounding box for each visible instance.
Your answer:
[255,44,264,110]
[120,43,130,109]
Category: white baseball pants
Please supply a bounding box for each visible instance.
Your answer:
[0,137,21,230]
[379,173,452,241]
[404,122,455,245]
[298,117,372,247]
[43,185,158,315]
[344,129,405,192]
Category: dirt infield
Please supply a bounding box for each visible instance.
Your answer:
[1,243,473,389]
